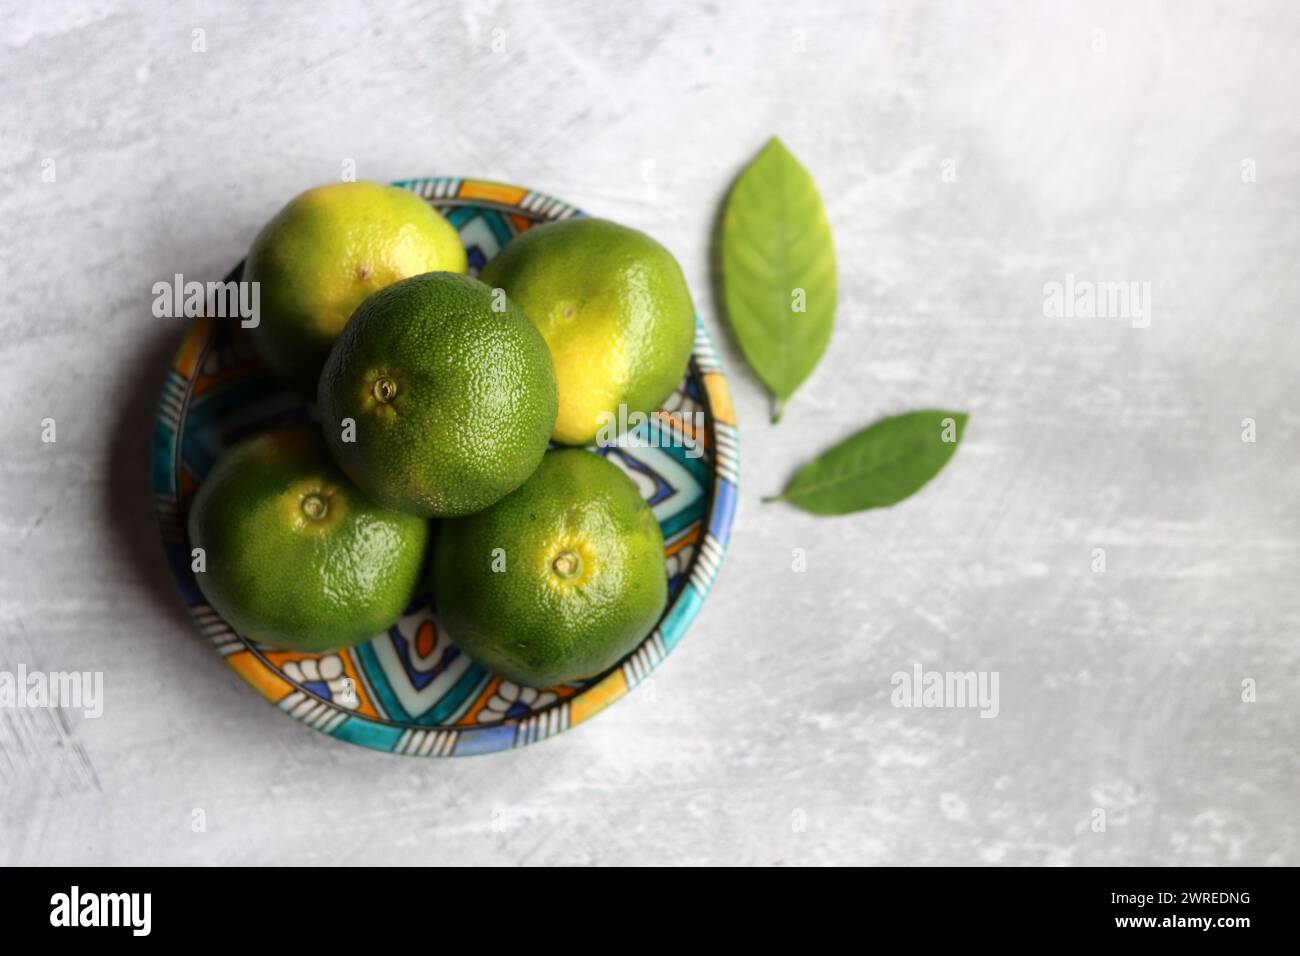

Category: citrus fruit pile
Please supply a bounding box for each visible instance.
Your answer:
[189,181,696,688]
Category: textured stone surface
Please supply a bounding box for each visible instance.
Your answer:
[1,0,1296,865]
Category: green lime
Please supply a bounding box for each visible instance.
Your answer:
[318,272,557,518]
[432,448,667,687]
[186,427,428,653]
[479,218,695,446]
[245,181,467,395]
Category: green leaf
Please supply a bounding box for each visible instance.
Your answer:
[720,137,836,422]
[769,411,968,515]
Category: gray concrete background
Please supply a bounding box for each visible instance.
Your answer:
[1,0,1296,865]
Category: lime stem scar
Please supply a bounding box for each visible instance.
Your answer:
[551,550,580,579]
[301,493,328,519]
[373,377,397,403]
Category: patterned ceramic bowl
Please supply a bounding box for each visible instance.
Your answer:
[151,177,739,756]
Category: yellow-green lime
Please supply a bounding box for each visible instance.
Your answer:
[186,427,428,653]
[479,218,695,446]
[245,181,467,394]
[318,272,557,518]
[432,448,667,687]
